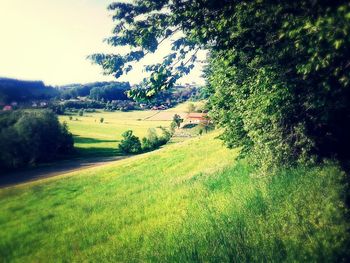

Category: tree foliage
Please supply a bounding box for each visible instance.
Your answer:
[0,78,58,103]
[93,0,350,170]
[0,110,74,171]
[119,127,172,154]
[172,114,183,129]
[118,130,142,154]
[58,81,131,101]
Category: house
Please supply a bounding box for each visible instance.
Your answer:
[151,105,168,110]
[139,103,147,109]
[186,113,209,124]
[3,105,13,111]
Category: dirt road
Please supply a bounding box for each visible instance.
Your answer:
[0,156,129,188]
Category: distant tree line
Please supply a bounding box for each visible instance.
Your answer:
[58,81,131,101]
[0,78,58,104]
[141,86,201,107]
[0,110,74,172]
[1,77,204,114]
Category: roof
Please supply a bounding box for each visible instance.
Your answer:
[187,113,208,120]
[3,105,13,111]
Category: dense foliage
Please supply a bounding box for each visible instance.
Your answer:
[0,110,74,171]
[89,82,130,101]
[141,127,172,152]
[118,130,142,154]
[0,78,58,104]
[94,0,350,171]
[119,128,172,154]
[205,1,350,171]
[58,81,200,110]
[148,85,200,106]
[58,81,131,101]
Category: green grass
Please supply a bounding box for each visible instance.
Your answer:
[60,110,172,157]
[0,132,348,262]
[59,102,206,157]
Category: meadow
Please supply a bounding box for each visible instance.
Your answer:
[59,102,204,157]
[0,131,348,262]
[59,110,172,157]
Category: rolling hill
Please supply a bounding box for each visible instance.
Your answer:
[0,132,348,262]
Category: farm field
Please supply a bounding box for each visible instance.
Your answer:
[59,108,181,157]
[59,102,205,157]
[0,131,348,262]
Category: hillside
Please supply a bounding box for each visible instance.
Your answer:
[0,132,348,262]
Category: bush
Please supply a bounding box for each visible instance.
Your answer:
[0,110,74,172]
[118,130,141,154]
[141,128,172,152]
[119,128,172,155]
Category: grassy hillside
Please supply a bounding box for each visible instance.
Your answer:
[0,132,348,262]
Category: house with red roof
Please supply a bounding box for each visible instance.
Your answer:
[3,105,13,111]
[186,113,209,124]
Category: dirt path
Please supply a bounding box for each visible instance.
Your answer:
[0,156,130,189]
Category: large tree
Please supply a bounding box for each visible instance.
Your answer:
[92,0,350,171]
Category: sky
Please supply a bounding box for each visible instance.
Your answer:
[0,0,205,86]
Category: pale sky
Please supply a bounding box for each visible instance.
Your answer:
[0,0,205,86]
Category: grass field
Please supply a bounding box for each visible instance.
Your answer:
[59,110,173,157]
[59,102,206,157]
[0,131,348,262]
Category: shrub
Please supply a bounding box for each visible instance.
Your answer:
[141,127,172,152]
[119,127,172,155]
[118,130,141,154]
[141,129,159,152]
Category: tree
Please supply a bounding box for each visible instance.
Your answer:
[172,114,183,129]
[92,1,350,171]
[89,82,130,101]
[0,110,74,171]
[100,117,104,123]
[118,130,141,154]
[78,109,84,117]
[141,127,172,152]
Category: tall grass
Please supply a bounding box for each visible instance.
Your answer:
[0,132,348,262]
